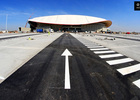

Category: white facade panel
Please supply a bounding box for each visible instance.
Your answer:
[29,15,112,27]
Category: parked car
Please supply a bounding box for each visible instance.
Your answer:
[126,32,130,34]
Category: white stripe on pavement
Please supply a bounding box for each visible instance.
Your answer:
[117,63,140,75]
[0,76,5,80]
[83,43,92,44]
[94,50,115,54]
[99,54,123,58]
[87,46,104,48]
[106,58,134,65]
[133,79,140,88]
[90,48,109,51]
[85,44,98,47]
[0,76,5,83]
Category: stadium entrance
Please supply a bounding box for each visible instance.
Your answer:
[62,25,82,32]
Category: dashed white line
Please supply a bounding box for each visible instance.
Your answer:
[90,48,109,51]
[106,58,134,65]
[94,50,115,54]
[76,36,140,89]
[133,79,140,88]
[117,63,140,75]
[99,54,123,58]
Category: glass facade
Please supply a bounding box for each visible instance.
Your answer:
[29,21,106,32]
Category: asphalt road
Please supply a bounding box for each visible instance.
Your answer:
[0,33,140,100]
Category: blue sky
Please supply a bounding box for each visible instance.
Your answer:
[0,0,140,32]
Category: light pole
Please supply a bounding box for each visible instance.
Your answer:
[6,14,8,33]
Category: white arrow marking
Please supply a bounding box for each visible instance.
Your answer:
[61,49,72,89]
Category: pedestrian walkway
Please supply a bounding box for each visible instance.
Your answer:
[71,33,140,89]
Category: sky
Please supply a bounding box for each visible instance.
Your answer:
[0,0,140,32]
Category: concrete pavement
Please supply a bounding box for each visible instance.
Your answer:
[71,33,140,62]
[0,33,63,83]
[0,33,140,100]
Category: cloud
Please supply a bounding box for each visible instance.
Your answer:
[0,7,31,16]
[0,11,31,16]
[31,9,70,17]
[47,10,69,15]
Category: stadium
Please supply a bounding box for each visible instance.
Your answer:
[28,15,112,32]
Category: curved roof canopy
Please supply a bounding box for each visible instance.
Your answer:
[28,15,112,27]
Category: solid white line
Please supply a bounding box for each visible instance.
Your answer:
[117,63,140,75]
[2,46,41,50]
[83,42,96,44]
[87,46,104,48]
[85,44,98,47]
[0,76,5,80]
[99,54,123,58]
[94,50,115,54]
[133,79,140,88]
[84,43,95,45]
[90,48,109,51]
[0,76,5,83]
[106,58,134,65]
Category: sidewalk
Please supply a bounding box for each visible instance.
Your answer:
[71,33,140,62]
[0,33,63,83]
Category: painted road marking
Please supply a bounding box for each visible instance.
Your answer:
[90,48,109,51]
[0,76,5,80]
[117,63,140,75]
[85,44,98,47]
[84,43,97,45]
[83,42,97,44]
[73,35,140,90]
[94,50,115,54]
[99,54,123,59]
[87,46,104,48]
[0,76,5,83]
[1,46,41,50]
[133,79,140,88]
[106,58,134,65]
[61,49,72,89]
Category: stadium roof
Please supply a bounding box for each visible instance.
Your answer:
[28,15,112,27]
